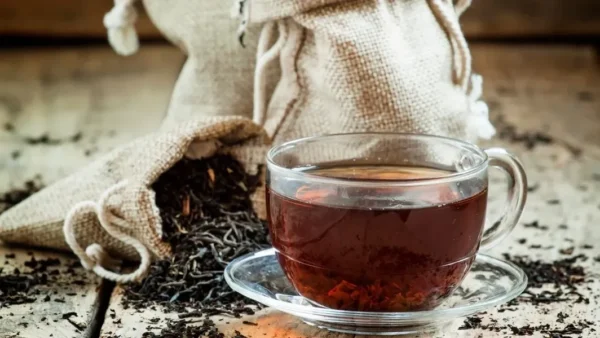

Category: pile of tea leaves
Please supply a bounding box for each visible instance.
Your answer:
[121,155,270,336]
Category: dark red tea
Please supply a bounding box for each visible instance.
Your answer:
[266,165,488,312]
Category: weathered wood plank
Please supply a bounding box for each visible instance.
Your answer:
[462,0,600,38]
[0,245,104,338]
[0,0,160,38]
[99,44,600,337]
[1,0,599,39]
[0,45,184,193]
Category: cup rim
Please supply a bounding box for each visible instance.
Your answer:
[266,132,489,188]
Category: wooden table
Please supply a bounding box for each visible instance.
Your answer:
[0,43,598,337]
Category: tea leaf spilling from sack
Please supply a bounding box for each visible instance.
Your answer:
[121,155,269,335]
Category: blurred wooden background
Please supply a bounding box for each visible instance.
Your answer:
[0,1,599,338]
[0,0,599,39]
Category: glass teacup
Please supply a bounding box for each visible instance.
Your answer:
[266,133,526,312]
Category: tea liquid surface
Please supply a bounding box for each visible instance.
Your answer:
[267,165,488,311]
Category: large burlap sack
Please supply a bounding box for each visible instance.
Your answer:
[0,117,268,283]
[0,0,495,284]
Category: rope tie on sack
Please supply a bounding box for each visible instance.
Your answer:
[104,0,140,56]
[232,0,287,126]
[63,180,151,283]
[429,0,495,139]
[428,0,471,91]
[253,21,287,126]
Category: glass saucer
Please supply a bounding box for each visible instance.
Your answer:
[224,248,527,336]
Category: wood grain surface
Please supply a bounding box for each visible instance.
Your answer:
[1,0,599,39]
[462,0,600,38]
[0,1,160,38]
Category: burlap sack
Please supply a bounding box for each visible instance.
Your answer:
[243,0,495,144]
[0,117,268,283]
[104,0,278,126]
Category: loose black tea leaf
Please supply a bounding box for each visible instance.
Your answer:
[119,155,268,336]
[523,220,549,231]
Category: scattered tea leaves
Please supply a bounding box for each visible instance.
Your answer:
[0,254,89,311]
[504,254,589,306]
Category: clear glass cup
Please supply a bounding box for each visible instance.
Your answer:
[266,133,527,312]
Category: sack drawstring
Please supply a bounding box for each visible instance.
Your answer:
[104,0,140,56]
[253,20,287,126]
[428,0,471,91]
[63,180,151,283]
[233,0,287,127]
[429,0,495,139]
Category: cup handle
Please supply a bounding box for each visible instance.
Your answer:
[480,148,528,251]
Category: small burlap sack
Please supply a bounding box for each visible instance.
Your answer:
[0,117,268,283]
[242,0,495,143]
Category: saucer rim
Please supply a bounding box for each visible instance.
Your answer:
[224,248,527,321]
